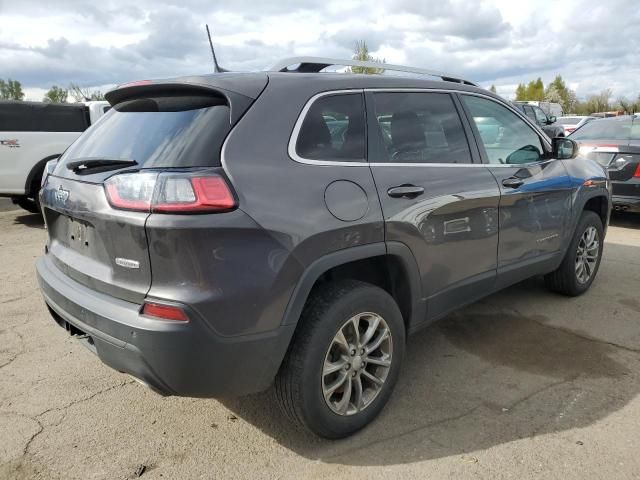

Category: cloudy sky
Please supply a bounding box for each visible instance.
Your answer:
[1,0,638,101]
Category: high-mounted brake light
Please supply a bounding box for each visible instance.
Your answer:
[104,171,236,214]
[118,79,152,88]
[142,302,188,322]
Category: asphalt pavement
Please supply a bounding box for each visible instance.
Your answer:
[1,209,639,479]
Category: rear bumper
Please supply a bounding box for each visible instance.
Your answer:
[612,195,640,213]
[36,254,295,397]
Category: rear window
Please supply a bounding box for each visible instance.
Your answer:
[557,117,582,125]
[571,117,632,141]
[57,95,231,169]
[0,102,88,132]
[295,93,365,161]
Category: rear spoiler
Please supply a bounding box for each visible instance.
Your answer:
[105,75,268,124]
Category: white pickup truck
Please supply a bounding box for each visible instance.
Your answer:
[0,100,110,212]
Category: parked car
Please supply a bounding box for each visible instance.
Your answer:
[36,57,611,439]
[514,100,563,118]
[556,115,597,136]
[512,102,565,138]
[0,100,109,213]
[570,115,640,213]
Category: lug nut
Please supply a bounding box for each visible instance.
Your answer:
[360,348,365,355]
[350,349,356,356]
[352,371,356,377]
[345,364,350,370]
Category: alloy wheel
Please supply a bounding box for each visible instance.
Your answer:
[322,312,393,416]
[575,225,599,284]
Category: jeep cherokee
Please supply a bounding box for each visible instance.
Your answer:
[36,57,611,438]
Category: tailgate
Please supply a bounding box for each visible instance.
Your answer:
[41,175,152,304]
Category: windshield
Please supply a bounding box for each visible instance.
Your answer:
[570,117,632,141]
[56,95,231,173]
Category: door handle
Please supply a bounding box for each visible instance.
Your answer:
[502,177,524,189]
[387,185,425,198]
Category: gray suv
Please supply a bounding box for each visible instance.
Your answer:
[36,57,611,438]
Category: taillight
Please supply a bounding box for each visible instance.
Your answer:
[154,176,235,212]
[104,171,236,213]
[142,302,188,321]
[634,163,640,177]
[105,172,156,212]
[566,127,576,133]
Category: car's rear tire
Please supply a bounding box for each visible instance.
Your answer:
[11,196,40,214]
[545,210,603,296]
[275,279,405,438]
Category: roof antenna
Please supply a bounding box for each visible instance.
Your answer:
[206,24,228,73]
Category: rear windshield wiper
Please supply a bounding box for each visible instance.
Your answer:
[66,158,138,174]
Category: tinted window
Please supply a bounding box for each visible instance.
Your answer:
[370,92,471,164]
[533,107,548,124]
[57,95,231,169]
[570,117,632,141]
[463,95,544,165]
[0,102,88,132]
[523,105,536,121]
[295,93,365,161]
[558,117,582,125]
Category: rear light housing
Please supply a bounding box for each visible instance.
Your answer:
[104,169,236,214]
[41,157,59,187]
[142,302,188,322]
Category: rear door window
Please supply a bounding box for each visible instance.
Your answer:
[295,93,365,161]
[369,92,472,164]
[56,94,232,173]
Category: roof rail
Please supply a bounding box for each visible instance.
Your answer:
[269,56,477,86]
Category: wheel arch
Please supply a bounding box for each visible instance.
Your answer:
[581,194,609,229]
[281,242,424,333]
[24,154,60,197]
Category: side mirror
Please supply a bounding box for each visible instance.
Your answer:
[548,115,557,124]
[552,137,579,159]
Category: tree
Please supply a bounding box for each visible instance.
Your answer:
[348,41,385,74]
[544,85,564,105]
[515,83,527,100]
[43,85,68,103]
[565,89,578,113]
[544,75,576,112]
[524,78,545,101]
[632,95,640,114]
[615,96,631,114]
[69,83,105,102]
[489,85,497,94]
[0,79,25,100]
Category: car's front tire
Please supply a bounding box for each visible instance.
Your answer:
[545,210,604,296]
[275,279,405,438]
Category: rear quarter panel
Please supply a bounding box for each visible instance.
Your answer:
[219,79,384,334]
